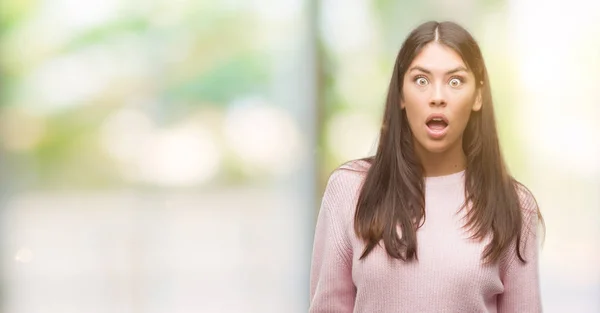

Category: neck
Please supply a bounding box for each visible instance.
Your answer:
[415,139,466,177]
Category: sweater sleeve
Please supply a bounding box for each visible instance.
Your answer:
[497,188,543,313]
[309,170,356,313]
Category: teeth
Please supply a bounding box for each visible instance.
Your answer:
[432,118,443,122]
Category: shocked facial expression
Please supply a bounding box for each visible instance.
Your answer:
[401,42,482,155]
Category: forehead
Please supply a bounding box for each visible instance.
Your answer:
[409,42,467,72]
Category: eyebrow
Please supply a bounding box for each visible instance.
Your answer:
[408,66,468,75]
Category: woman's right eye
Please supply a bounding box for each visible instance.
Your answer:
[415,76,429,86]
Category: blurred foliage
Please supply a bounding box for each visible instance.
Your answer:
[61,18,150,52]
[32,107,118,188]
[0,1,274,189]
[166,53,270,105]
[1,0,526,190]
[0,0,35,32]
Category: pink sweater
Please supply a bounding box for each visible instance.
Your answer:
[309,160,542,313]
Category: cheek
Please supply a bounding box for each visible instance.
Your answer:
[451,96,477,128]
[402,98,425,129]
[402,88,426,114]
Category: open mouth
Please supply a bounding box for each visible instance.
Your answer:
[425,114,449,139]
[425,115,449,131]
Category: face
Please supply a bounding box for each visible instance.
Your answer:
[401,42,482,155]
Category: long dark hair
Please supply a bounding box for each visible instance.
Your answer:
[354,21,544,264]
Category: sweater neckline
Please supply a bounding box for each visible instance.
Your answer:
[424,169,465,186]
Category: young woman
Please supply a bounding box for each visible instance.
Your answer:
[309,21,544,312]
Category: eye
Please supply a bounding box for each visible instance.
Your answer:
[449,77,463,87]
[415,76,429,86]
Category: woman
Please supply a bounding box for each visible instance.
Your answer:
[309,21,544,312]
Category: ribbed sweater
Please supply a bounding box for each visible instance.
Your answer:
[309,160,542,313]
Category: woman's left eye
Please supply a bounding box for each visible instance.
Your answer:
[449,78,463,87]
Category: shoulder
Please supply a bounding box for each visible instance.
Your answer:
[324,158,371,196]
[338,158,372,173]
[320,158,372,219]
[513,180,540,220]
[512,180,544,240]
[500,179,544,268]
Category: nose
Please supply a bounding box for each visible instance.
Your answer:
[429,83,446,106]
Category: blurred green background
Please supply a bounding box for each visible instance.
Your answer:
[0,0,598,312]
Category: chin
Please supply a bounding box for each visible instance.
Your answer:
[415,137,454,154]
[423,143,450,154]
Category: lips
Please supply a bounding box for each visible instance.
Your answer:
[425,114,449,139]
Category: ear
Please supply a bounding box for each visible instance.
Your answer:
[472,88,482,112]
